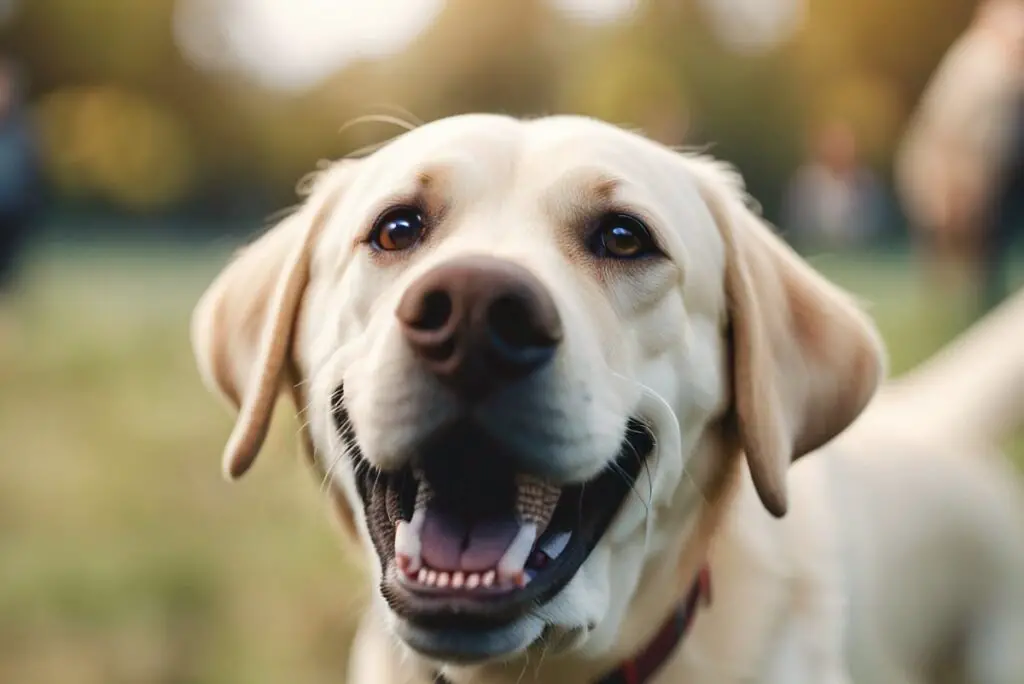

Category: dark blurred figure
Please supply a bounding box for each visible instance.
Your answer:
[0,57,43,308]
[782,118,886,252]
[896,0,1024,314]
[981,90,1024,311]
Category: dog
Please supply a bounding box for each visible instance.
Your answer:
[191,114,1024,684]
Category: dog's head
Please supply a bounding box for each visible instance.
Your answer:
[191,115,884,667]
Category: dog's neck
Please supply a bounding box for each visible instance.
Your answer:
[420,435,742,684]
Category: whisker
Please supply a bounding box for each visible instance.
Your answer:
[336,110,424,162]
[320,448,347,492]
[338,113,420,137]
[609,371,712,511]
[608,457,651,515]
[264,203,303,225]
[627,418,658,506]
[361,103,425,127]
[575,482,587,528]
[343,138,399,159]
[514,642,531,684]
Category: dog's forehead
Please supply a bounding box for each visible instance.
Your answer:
[354,114,704,200]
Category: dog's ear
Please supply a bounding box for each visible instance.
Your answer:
[191,169,346,480]
[696,161,886,516]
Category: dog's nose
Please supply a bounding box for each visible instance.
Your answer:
[395,255,563,398]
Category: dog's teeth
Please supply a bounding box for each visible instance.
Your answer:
[539,531,572,560]
[498,523,537,586]
[452,571,465,589]
[417,568,428,584]
[396,552,420,575]
[437,572,450,588]
[466,573,481,589]
[395,510,426,574]
[482,570,496,588]
[426,570,438,586]
[514,473,561,536]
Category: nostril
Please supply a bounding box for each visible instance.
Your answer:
[410,290,453,331]
[488,295,532,349]
[487,295,557,352]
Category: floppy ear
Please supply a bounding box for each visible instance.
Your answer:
[191,175,344,480]
[696,162,886,516]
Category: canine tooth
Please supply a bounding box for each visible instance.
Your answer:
[437,572,450,588]
[394,509,426,573]
[427,571,438,586]
[417,569,428,583]
[539,531,571,560]
[482,570,495,588]
[515,473,561,537]
[452,572,465,589]
[466,573,481,589]
[497,523,537,587]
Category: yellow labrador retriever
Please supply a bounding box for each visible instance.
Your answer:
[191,114,1024,684]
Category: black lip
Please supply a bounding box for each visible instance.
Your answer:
[397,620,541,664]
[331,386,655,634]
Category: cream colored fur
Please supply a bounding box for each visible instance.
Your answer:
[191,114,1024,684]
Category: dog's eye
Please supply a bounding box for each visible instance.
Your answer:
[369,207,425,252]
[588,213,660,259]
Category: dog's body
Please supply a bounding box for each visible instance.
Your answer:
[191,114,1024,684]
[829,292,1024,684]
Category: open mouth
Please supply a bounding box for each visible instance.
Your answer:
[332,388,655,653]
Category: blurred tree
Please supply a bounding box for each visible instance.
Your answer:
[36,85,195,210]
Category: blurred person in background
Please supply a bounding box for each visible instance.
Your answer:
[782,117,886,251]
[896,0,1024,314]
[0,56,43,342]
[981,66,1024,310]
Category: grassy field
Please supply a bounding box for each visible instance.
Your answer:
[0,243,1017,684]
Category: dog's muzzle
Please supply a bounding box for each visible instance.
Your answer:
[336,255,656,662]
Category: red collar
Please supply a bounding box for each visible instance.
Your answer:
[596,565,711,684]
[433,566,711,684]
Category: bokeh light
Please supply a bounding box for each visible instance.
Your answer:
[175,0,446,91]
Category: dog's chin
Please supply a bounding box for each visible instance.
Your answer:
[332,388,655,664]
[394,611,548,664]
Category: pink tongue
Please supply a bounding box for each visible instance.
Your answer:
[420,509,520,572]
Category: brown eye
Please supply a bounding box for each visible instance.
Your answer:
[588,213,660,259]
[370,207,425,251]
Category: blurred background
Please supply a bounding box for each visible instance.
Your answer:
[1,0,1022,682]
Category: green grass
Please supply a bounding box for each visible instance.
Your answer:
[0,243,1016,684]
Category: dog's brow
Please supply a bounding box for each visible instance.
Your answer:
[411,165,452,214]
[570,171,622,203]
[590,175,621,202]
[415,168,439,190]
[543,169,625,218]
